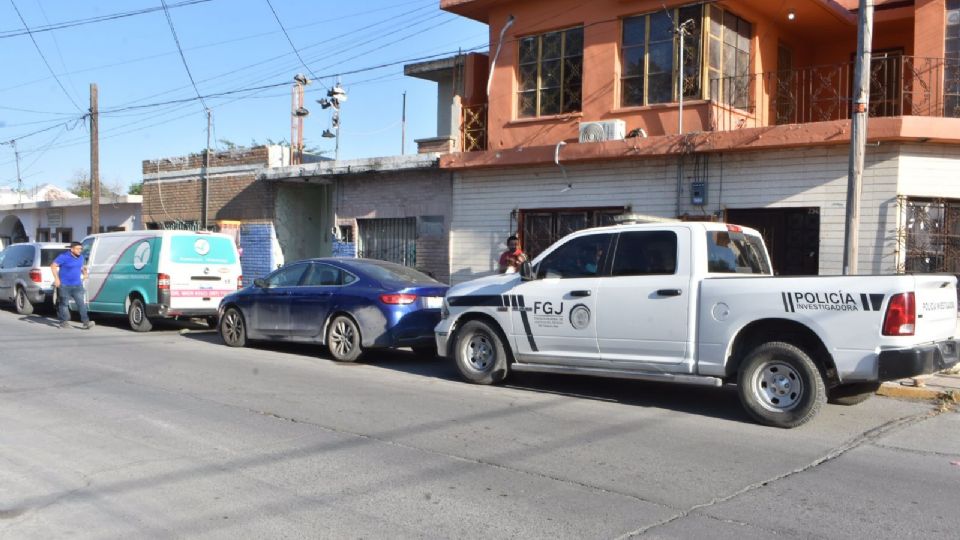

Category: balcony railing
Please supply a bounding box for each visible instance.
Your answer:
[461,103,487,152]
[708,56,960,131]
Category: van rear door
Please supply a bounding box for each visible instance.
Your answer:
[165,233,240,314]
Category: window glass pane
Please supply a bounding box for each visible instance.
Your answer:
[541,31,562,60]
[41,248,67,266]
[723,11,738,45]
[564,27,583,56]
[519,37,538,64]
[351,259,440,284]
[623,16,645,47]
[519,63,538,91]
[723,43,737,78]
[649,11,673,41]
[540,87,561,115]
[737,18,752,51]
[710,5,723,36]
[648,73,673,104]
[302,264,342,286]
[622,46,645,78]
[268,264,307,287]
[736,50,750,78]
[613,231,678,276]
[537,234,612,279]
[518,91,537,117]
[541,59,561,88]
[706,231,770,274]
[622,77,644,107]
[648,41,673,74]
[709,37,721,70]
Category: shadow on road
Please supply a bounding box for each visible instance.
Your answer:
[178,330,748,424]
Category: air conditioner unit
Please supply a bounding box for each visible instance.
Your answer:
[578,119,626,143]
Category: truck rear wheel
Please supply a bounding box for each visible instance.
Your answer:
[453,320,508,385]
[828,382,880,406]
[737,341,825,428]
[128,297,153,332]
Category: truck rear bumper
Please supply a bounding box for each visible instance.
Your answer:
[877,339,960,381]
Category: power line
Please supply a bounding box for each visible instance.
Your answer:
[0,0,212,39]
[8,0,83,112]
[159,0,208,111]
[34,0,83,107]
[263,0,327,89]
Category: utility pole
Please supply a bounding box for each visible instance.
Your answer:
[90,83,100,235]
[843,0,874,275]
[203,108,211,230]
[10,141,23,204]
[401,91,407,155]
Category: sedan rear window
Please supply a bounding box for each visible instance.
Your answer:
[350,260,440,285]
[41,248,67,267]
[706,231,771,274]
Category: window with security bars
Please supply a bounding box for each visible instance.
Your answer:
[903,199,960,274]
[517,26,584,117]
[621,5,703,107]
[707,5,752,109]
[519,207,625,260]
[946,0,960,117]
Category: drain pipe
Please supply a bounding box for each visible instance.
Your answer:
[487,15,516,98]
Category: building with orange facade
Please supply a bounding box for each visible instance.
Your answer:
[433,0,960,282]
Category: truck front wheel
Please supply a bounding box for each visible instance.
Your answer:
[453,320,509,385]
[737,341,826,428]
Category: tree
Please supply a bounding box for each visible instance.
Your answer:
[128,183,143,195]
[67,170,120,198]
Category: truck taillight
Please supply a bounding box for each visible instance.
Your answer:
[882,292,915,336]
[29,269,42,283]
[380,293,417,305]
[237,275,243,289]
[158,273,171,290]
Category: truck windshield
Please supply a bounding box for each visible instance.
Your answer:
[706,231,771,274]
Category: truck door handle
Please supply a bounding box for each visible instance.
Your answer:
[569,290,592,297]
[656,289,682,297]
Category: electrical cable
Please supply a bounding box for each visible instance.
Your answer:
[263,0,328,90]
[34,0,83,107]
[8,0,83,112]
[159,0,208,111]
[0,0,212,39]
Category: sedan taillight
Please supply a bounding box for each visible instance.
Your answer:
[29,269,42,283]
[380,293,418,305]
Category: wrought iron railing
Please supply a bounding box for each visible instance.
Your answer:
[709,56,960,131]
[461,104,488,152]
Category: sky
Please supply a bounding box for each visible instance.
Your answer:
[0,0,488,194]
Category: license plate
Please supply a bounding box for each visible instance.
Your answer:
[425,296,444,309]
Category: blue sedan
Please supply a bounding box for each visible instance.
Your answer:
[217,258,448,361]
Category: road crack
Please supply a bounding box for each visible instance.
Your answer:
[615,409,946,539]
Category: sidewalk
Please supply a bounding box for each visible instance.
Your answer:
[878,369,960,401]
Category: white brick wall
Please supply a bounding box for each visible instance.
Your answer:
[449,144,905,283]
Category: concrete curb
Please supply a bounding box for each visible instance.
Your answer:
[877,383,944,401]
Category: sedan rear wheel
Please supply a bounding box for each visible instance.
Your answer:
[327,315,362,362]
[220,307,246,348]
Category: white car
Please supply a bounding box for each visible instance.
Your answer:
[436,222,959,428]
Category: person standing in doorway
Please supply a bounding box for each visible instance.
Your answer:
[498,235,528,274]
[51,241,94,330]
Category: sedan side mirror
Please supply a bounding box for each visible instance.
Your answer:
[520,260,534,281]
[253,278,268,288]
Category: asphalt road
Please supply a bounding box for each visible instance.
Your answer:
[0,308,957,539]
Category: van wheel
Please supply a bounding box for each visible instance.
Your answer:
[15,287,34,315]
[327,315,362,362]
[828,382,880,406]
[219,307,246,347]
[128,298,153,332]
[737,341,825,428]
[453,320,509,385]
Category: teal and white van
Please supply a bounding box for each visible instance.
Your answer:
[81,230,242,331]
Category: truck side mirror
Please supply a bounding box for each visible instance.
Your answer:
[520,260,534,281]
[253,278,268,288]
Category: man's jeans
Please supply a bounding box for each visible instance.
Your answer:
[58,285,89,324]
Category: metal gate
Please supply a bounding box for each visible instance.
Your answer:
[357,217,417,267]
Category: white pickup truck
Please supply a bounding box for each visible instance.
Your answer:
[435,222,959,428]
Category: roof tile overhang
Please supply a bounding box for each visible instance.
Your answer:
[440,118,960,170]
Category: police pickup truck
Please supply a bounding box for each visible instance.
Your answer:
[435,222,959,428]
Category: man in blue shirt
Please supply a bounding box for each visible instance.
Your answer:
[51,242,94,330]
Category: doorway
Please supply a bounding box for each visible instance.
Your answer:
[725,207,820,275]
